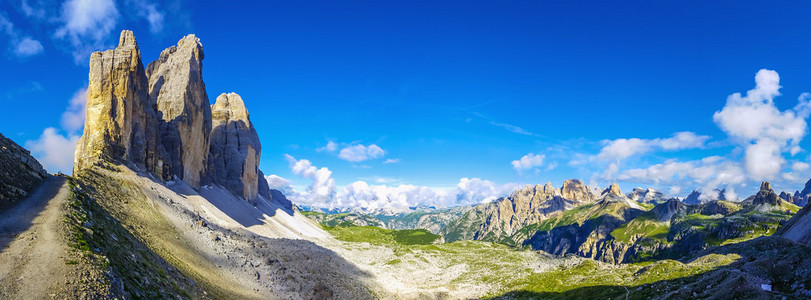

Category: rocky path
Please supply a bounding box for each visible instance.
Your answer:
[0,176,72,298]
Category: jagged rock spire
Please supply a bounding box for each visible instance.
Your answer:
[207,93,267,200]
[74,30,162,176]
[147,33,212,187]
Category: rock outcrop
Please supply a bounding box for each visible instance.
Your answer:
[441,180,594,244]
[603,183,623,197]
[752,182,780,206]
[146,34,212,188]
[75,30,164,177]
[778,200,811,246]
[628,187,667,204]
[75,30,274,202]
[207,93,265,200]
[794,178,811,207]
[0,133,48,209]
[561,179,593,202]
[683,190,702,205]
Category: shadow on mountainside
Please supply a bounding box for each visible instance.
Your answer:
[0,176,64,253]
[75,165,377,299]
[492,236,811,299]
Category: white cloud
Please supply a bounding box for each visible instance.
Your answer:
[596,131,709,161]
[60,88,87,133]
[617,157,745,201]
[792,162,810,172]
[127,0,164,34]
[20,0,48,20]
[318,140,338,152]
[455,178,520,205]
[285,154,336,205]
[13,37,43,57]
[743,138,783,180]
[338,144,385,162]
[55,0,119,63]
[511,153,545,172]
[713,69,810,180]
[545,161,558,171]
[383,158,401,164]
[265,174,291,190]
[25,128,79,174]
[0,15,44,58]
[275,155,518,210]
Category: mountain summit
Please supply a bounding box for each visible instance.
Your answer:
[74,30,270,201]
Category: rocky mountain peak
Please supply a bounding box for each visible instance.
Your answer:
[603,183,622,197]
[74,30,272,202]
[146,31,212,188]
[75,30,162,177]
[118,30,138,48]
[561,179,593,202]
[753,182,780,206]
[760,181,772,192]
[207,92,267,200]
[628,187,667,204]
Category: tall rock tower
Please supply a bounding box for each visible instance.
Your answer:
[147,34,212,188]
[207,93,264,200]
[74,30,162,176]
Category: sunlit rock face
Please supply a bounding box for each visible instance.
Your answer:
[75,30,164,177]
[561,179,593,202]
[207,93,263,200]
[147,34,212,188]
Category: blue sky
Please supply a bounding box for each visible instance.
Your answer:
[3,1,811,209]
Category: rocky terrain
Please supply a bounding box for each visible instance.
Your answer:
[441,180,595,244]
[0,133,49,210]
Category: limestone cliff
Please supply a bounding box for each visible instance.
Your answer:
[441,180,595,244]
[74,30,164,177]
[146,34,212,188]
[0,133,48,209]
[75,30,275,203]
[207,93,264,200]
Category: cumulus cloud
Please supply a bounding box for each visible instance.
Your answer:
[14,37,43,57]
[25,87,90,174]
[55,0,119,63]
[0,15,44,58]
[60,88,87,133]
[285,154,336,205]
[596,131,710,161]
[275,155,518,210]
[455,178,520,205]
[713,69,811,180]
[617,157,745,200]
[338,144,385,162]
[318,140,387,162]
[511,153,545,172]
[792,162,810,172]
[25,128,79,173]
